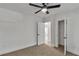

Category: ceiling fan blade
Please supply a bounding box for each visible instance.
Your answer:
[46,11,49,14]
[29,3,42,8]
[47,4,61,9]
[35,9,42,14]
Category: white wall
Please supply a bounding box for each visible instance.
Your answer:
[55,9,79,55]
[0,8,41,55]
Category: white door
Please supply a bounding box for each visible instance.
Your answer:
[37,22,44,45]
[64,19,67,55]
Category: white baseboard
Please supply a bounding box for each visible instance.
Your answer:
[0,43,36,55]
[67,49,79,55]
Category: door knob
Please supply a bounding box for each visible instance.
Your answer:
[64,37,67,39]
[37,34,40,36]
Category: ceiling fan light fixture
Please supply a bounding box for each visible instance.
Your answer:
[29,3,61,14]
[41,8,47,13]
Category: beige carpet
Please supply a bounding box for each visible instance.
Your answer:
[2,44,65,56]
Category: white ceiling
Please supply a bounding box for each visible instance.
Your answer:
[0,3,79,18]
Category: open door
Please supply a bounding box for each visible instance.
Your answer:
[37,22,44,45]
[64,19,67,55]
[56,19,67,56]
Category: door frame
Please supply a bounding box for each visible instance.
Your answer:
[55,19,67,55]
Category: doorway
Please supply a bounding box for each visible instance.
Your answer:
[58,20,64,54]
[58,20,64,48]
[55,19,67,55]
[37,21,51,46]
[44,21,51,46]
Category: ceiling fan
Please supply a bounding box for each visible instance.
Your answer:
[29,3,61,14]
